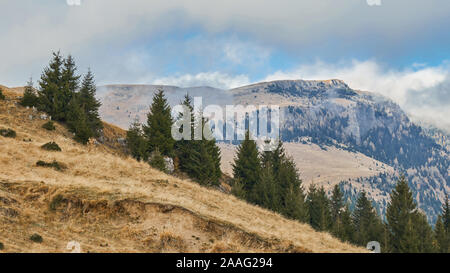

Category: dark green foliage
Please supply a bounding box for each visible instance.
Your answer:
[434,216,448,253]
[251,164,280,210]
[434,197,450,253]
[77,69,102,137]
[30,233,43,243]
[0,242,4,250]
[307,185,332,231]
[126,119,147,161]
[414,212,436,253]
[143,89,174,157]
[36,160,66,171]
[49,194,65,211]
[0,87,5,100]
[149,149,167,173]
[66,96,92,144]
[231,179,246,200]
[0,128,16,138]
[42,121,56,131]
[41,142,61,151]
[174,95,222,186]
[352,191,384,247]
[232,130,261,192]
[37,51,64,117]
[35,52,101,144]
[20,78,39,107]
[386,175,419,252]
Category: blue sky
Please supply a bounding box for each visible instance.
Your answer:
[1,0,450,130]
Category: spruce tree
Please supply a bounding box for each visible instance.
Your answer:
[307,185,332,231]
[66,96,92,144]
[20,78,38,107]
[126,119,147,161]
[434,216,448,253]
[54,55,80,121]
[352,191,384,247]
[78,69,102,136]
[175,94,195,173]
[232,130,261,193]
[251,164,279,209]
[414,212,435,253]
[37,51,63,117]
[143,89,174,157]
[338,205,355,243]
[386,175,419,253]
[330,184,346,238]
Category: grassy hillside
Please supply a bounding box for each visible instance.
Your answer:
[0,86,365,253]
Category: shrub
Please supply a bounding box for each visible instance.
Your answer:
[149,149,167,173]
[42,121,56,131]
[0,242,4,250]
[0,88,5,100]
[49,194,65,211]
[30,233,43,243]
[0,128,16,138]
[41,142,61,152]
[36,160,66,171]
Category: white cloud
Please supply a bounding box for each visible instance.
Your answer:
[263,60,450,132]
[153,72,250,89]
[367,0,382,6]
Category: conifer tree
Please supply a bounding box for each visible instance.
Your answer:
[307,185,332,231]
[143,89,174,157]
[78,69,102,136]
[126,119,147,161]
[352,191,384,247]
[434,216,448,253]
[231,178,246,200]
[414,212,435,253]
[338,205,355,243]
[54,55,80,121]
[175,94,195,173]
[330,185,346,238]
[20,78,38,107]
[0,87,5,100]
[66,96,92,144]
[149,148,167,173]
[251,164,279,209]
[37,51,64,117]
[386,175,419,253]
[232,130,261,193]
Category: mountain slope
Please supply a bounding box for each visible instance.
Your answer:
[0,86,364,253]
[97,80,449,223]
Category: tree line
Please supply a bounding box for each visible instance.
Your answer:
[19,52,102,144]
[231,133,450,253]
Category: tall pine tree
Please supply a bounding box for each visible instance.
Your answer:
[352,191,384,247]
[232,130,261,193]
[386,175,419,253]
[37,51,64,117]
[77,69,102,137]
[143,89,174,157]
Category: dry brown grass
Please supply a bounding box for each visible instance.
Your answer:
[0,88,366,253]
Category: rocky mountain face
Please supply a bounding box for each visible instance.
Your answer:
[97,80,450,223]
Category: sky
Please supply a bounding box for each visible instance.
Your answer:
[1,0,450,131]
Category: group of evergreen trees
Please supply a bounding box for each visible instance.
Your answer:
[232,132,308,221]
[19,52,102,144]
[126,91,222,186]
[231,133,450,253]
